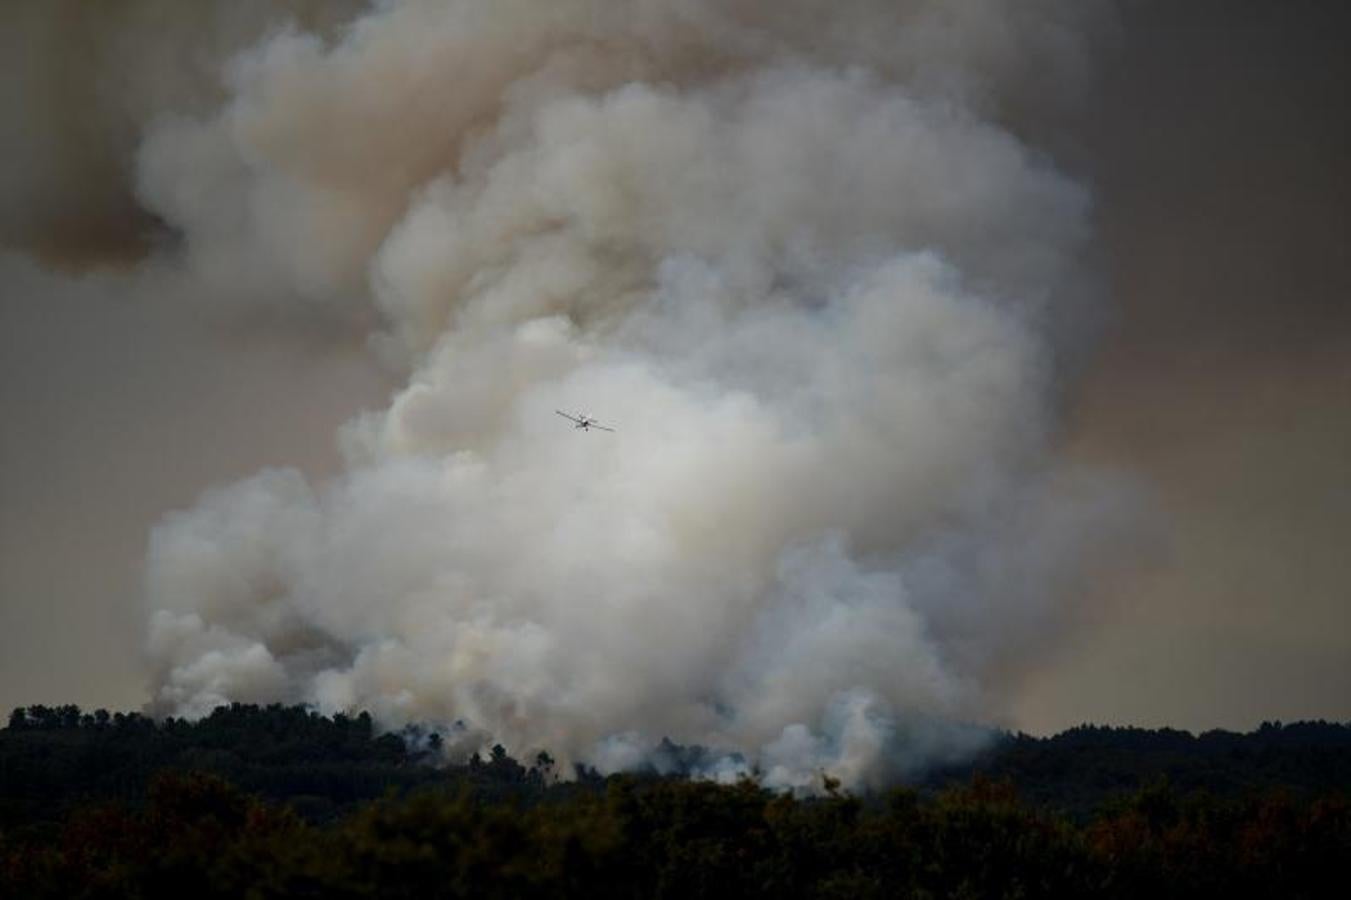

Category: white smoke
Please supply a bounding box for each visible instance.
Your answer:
[110,0,1133,788]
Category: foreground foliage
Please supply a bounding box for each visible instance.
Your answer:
[3,771,1346,899]
[2,705,1348,898]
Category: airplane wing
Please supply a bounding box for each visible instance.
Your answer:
[590,422,615,432]
[556,410,582,424]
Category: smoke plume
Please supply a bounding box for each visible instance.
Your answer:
[10,0,1136,787]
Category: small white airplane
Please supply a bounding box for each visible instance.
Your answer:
[556,410,615,432]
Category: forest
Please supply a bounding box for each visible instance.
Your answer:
[3,703,1348,898]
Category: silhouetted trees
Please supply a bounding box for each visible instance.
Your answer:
[923,720,1351,818]
[2,705,1348,898]
[3,769,1346,899]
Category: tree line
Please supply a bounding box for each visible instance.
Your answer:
[3,703,1348,898]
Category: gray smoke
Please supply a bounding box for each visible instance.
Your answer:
[11,0,1137,788]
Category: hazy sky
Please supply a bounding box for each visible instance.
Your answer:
[1,1,1347,742]
[1012,0,1351,732]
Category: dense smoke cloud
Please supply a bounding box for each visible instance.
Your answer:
[7,0,1135,787]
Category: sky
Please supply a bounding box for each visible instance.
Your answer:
[0,0,1347,761]
[1013,0,1351,731]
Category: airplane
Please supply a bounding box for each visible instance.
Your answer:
[556,410,615,432]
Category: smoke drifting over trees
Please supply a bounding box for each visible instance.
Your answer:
[4,0,1150,786]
